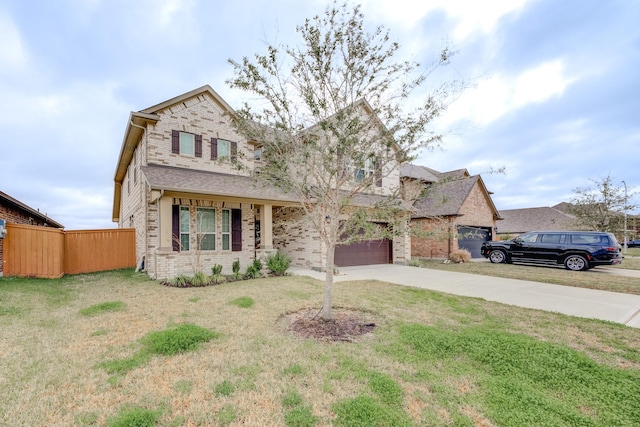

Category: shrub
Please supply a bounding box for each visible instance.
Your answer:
[211,264,223,276]
[245,264,259,279]
[190,272,210,287]
[266,251,291,276]
[407,258,422,267]
[171,274,191,287]
[252,258,263,272]
[449,249,471,263]
[232,259,243,280]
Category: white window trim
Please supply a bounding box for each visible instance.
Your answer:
[197,207,216,251]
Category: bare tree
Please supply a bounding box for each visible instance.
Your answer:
[569,174,636,234]
[227,2,465,320]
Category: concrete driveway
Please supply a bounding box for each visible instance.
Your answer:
[290,264,640,328]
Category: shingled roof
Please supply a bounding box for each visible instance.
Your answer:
[497,206,576,234]
[0,190,64,228]
[401,164,498,220]
[412,175,480,218]
[141,164,411,209]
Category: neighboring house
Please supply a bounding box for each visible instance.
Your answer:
[112,85,410,280]
[401,164,501,258]
[501,203,640,242]
[0,190,64,276]
[497,206,577,238]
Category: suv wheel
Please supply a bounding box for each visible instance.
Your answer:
[488,250,507,264]
[564,255,588,271]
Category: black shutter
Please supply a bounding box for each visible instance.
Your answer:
[231,208,242,252]
[211,138,218,160]
[375,156,382,187]
[172,205,179,251]
[195,134,202,157]
[171,130,180,154]
[231,141,238,161]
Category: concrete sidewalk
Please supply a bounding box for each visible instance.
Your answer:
[289,264,640,328]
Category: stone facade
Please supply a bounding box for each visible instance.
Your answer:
[410,177,498,259]
[113,86,411,280]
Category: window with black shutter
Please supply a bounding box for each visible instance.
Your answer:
[171,130,201,157]
[232,209,242,251]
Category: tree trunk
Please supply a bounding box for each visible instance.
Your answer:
[323,242,336,321]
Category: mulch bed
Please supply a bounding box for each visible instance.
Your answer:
[281,308,377,342]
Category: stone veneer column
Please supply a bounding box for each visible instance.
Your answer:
[158,196,173,250]
[260,204,273,249]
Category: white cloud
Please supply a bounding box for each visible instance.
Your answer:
[438,59,577,127]
[513,60,576,107]
[362,0,530,38]
[0,12,29,70]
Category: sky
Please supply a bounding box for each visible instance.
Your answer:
[1,0,639,229]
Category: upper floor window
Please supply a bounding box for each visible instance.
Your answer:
[354,157,376,182]
[211,138,238,161]
[254,147,262,161]
[171,130,202,157]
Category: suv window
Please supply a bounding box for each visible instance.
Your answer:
[540,234,563,244]
[570,234,604,245]
[518,232,540,243]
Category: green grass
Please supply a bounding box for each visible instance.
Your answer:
[106,406,162,427]
[229,296,255,308]
[418,259,640,294]
[1,268,639,425]
[79,301,126,316]
[99,323,220,376]
[389,323,640,426]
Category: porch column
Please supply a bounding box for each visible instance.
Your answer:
[260,204,273,250]
[158,196,173,250]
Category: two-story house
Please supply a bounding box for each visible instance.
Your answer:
[112,85,410,279]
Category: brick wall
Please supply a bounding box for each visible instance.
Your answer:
[273,207,323,269]
[411,181,496,259]
[144,198,256,280]
[146,93,254,176]
[411,217,454,258]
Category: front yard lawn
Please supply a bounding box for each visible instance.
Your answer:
[1,269,639,426]
[418,258,640,295]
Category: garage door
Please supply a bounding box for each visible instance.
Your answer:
[457,226,491,258]
[334,238,391,267]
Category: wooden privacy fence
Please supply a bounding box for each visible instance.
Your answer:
[3,224,135,278]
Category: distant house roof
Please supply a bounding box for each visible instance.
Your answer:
[0,190,64,228]
[399,164,440,183]
[497,207,576,234]
[412,175,478,217]
[401,164,499,220]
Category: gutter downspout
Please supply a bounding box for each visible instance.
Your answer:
[129,120,148,273]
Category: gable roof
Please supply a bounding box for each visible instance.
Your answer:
[401,164,499,220]
[412,175,478,217]
[113,85,236,221]
[399,164,440,183]
[497,207,576,234]
[0,190,64,228]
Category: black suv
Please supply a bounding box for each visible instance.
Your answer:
[480,231,622,271]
